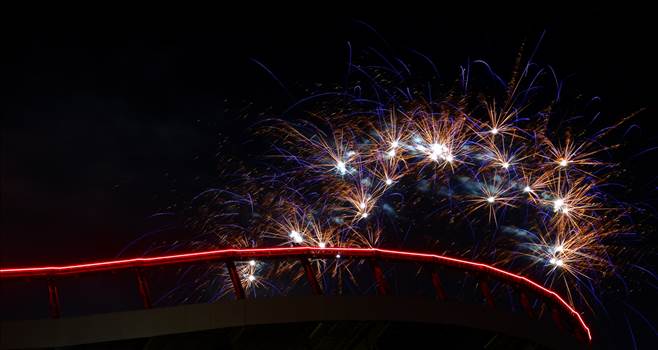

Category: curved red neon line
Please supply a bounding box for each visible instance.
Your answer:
[0,246,591,341]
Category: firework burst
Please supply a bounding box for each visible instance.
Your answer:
[153,43,650,334]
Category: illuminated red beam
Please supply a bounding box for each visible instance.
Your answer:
[0,246,591,341]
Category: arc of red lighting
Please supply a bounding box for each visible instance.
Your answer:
[0,246,591,341]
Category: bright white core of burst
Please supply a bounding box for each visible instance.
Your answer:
[248,274,255,282]
[385,178,393,185]
[502,161,510,169]
[486,196,496,203]
[553,198,566,212]
[549,257,564,267]
[490,127,499,135]
[387,149,396,157]
[289,230,303,243]
[336,161,347,174]
[431,143,447,154]
[319,242,326,249]
[523,185,532,193]
[391,140,399,148]
[559,159,569,167]
[429,143,451,162]
[249,260,256,266]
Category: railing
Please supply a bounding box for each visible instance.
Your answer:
[0,246,592,343]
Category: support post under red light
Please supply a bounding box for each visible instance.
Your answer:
[47,279,61,319]
[226,261,245,300]
[479,277,495,308]
[301,258,322,295]
[135,268,152,309]
[551,303,566,333]
[369,259,389,296]
[430,269,447,301]
[519,290,534,319]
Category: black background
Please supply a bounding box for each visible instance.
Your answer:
[1,10,655,348]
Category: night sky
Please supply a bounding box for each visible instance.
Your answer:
[1,12,656,347]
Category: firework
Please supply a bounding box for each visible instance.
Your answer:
[156,44,647,331]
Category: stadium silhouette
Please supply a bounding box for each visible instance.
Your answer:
[1,247,589,349]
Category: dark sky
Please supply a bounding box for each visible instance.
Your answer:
[2,14,655,264]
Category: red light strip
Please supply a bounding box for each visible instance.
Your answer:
[0,246,591,341]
